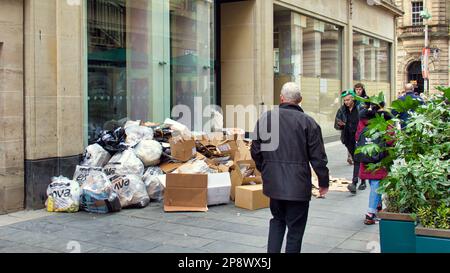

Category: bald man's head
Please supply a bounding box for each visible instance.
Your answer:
[405,83,414,92]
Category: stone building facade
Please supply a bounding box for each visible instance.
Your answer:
[0,0,403,214]
[396,0,449,94]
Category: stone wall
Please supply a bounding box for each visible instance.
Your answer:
[396,0,449,94]
[0,0,25,214]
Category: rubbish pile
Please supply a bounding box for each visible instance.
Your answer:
[312,175,351,198]
[46,118,267,213]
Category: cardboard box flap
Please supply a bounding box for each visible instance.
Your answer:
[242,176,263,184]
[235,160,261,177]
[236,160,257,168]
[160,162,184,174]
[238,184,263,191]
[166,174,208,188]
[217,140,238,156]
[170,137,197,162]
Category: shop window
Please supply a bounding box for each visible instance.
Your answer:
[273,6,343,138]
[353,32,391,98]
[87,0,216,142]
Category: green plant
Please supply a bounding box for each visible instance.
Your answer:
[355,88,450,225]
[417,204,450,229]
[379,154,450,213]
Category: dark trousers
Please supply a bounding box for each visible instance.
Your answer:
[268,199,309,253]
[345,142,361,185]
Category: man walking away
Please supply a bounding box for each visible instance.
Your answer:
[395,83,425,128]
[251,82,330,253]
[334,90,361,193]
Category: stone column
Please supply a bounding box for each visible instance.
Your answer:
[0,0,24,214]
[24,0,84,209]
[254,0,274,108]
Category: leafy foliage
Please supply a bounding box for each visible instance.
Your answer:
[417,204,450,229]
[356,88,450,229]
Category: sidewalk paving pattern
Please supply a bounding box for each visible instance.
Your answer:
[0,142,379,253]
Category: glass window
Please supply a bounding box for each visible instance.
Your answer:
[87,0,216,142]
[170,0,216,131]
[273,7,342,138]
[353,32,391,98]
[412,1,424,26]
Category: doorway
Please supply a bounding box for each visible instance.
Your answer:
[407,61,425,94]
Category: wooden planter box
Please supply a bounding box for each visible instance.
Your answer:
[378,211,416,253]
[415,226,450,253]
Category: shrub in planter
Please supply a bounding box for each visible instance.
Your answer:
[415,203,450,253]
[355,87,450,253]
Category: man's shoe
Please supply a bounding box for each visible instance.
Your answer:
[358,182,367,191]
[364,214,376,225]
[347,183,357,194]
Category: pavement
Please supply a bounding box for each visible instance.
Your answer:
[0,141,380,253]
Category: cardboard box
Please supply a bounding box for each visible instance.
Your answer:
[207,173,231,206]
[216,140,238,159]
[235,184,269,210]
[169,137,197,162]
[164,173,208,212]
[230,160,262,201]
[158,173,230,207]
[234,145,252,162]
[198,137,239,160]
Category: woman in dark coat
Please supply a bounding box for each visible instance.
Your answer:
[355,102,394,225]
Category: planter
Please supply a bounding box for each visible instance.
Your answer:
[415,226,450,253]
[378,211,417,253]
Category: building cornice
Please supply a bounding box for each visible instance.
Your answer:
[380,0,404,16]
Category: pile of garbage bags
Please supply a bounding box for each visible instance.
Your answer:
[45,117,251,214]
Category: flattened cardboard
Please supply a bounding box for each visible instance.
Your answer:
[164,173,208,212]
[208,173,231,206]
[196,152,206,160]
[159,162,184,174]
[170,137,196,162]
[230,160,262,200]
[235,184,269,210]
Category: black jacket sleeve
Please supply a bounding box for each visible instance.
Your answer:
[307,120,330,188]
[250,120,263,172]
[334,107,345,131]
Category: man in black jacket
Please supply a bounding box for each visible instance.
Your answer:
[334,90,361,193]
[251,82,330,253]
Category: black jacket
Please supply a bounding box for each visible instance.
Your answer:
[334,105,360,145]
[250,103,330,202]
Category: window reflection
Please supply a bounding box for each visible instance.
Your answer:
[353,32,391,98]
[274,7,342,138]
